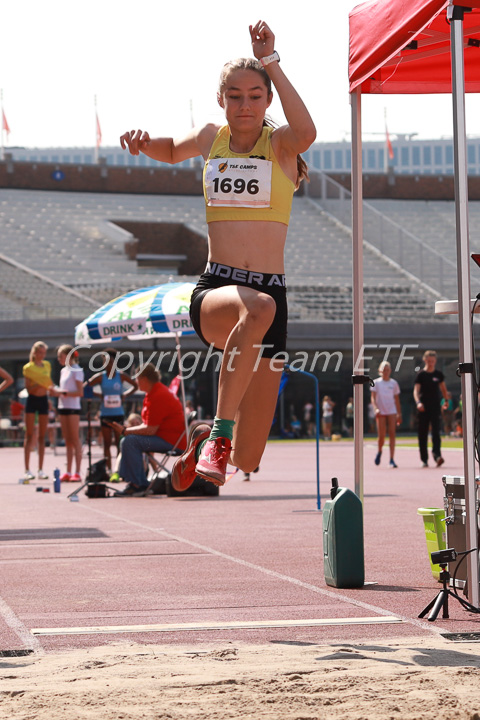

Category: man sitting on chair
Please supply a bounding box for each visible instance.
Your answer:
[107,364,186,496]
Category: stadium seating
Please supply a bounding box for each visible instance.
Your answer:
[0,187,453,323]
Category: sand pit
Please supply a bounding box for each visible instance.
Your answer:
[2,636,480,719]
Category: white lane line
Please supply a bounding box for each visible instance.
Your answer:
[76,503,442,636]
[0,596,44,654]
[32,616,403,636]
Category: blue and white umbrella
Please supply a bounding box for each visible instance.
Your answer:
[75,282,196,345]
[75,282,197,439]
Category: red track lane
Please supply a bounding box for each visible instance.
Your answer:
[0,441,475,654]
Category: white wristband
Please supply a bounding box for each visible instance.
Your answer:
[260,51,280,67]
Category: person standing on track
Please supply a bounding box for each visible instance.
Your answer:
[413,350,449,468]
[50,345,84,482]
[84,349,138,476]
[22,341,53,481]
[371,361,402,468]
[121,20,316,489]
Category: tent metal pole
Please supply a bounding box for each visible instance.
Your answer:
[450,7,479,608]
[351,88,364,504]
[175,332,189,440]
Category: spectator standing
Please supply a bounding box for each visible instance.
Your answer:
[371,361,402,468]
[345,397,354,437]
[413,350,449,467]
[303,401,314,437]
[321,396,335,440]
[50,345,84,481]
[22,341,54,481]
[85,349,138,474]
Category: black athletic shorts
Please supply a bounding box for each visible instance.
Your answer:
[57,408,81,416]
[100,414,125,428]
[25,394,49,415]
[189,262,288,359]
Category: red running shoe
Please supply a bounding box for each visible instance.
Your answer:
[171,423,211,492]
[195,437,232,486]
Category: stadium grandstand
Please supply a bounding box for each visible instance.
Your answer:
[0,156,477,431]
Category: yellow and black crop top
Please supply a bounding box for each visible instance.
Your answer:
[23,360,52,389]
[203,125,295,225]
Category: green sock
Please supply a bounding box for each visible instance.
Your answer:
[196,416,235,461]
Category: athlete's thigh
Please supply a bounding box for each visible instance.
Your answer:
[386,414,397,436]
[37,414,49,439]
[200,285,275,350]
[232,357,282,463]
[59,414,70,443]
[24,413,36,435]
[69,415,81,444]
[376,414,387,438]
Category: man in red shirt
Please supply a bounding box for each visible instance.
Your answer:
[107,364,186,495]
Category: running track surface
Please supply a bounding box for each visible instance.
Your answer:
[0,440,478,655]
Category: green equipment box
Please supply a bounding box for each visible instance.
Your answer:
[323,479,365,588]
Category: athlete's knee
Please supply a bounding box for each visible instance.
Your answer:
[242,293,276,330]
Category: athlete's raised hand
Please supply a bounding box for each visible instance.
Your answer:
[249,20,275,61]
[120,129,151,156]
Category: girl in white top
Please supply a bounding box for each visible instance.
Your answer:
[50,345,84,482]
[371,361,402,468]
[321,396,335,440]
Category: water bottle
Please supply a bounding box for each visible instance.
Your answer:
[53,468,61,493]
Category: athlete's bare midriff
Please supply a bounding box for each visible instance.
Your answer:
[207,220,287,274]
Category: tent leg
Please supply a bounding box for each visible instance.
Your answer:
[175,333,189,441]
[450,8,479,609]
[351,88,364,505]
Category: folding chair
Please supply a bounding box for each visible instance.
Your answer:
[137,428,187,497]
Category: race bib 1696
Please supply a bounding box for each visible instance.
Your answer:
[205,158,272,208]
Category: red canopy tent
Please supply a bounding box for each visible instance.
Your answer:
[348,0,480,605]
[350,0,480,93]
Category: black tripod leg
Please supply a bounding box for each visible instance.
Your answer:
[67,481,89,499]
[418,592,441,619]
[428,589,448,622]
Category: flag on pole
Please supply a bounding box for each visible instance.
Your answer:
[385,124,394,160]
[2,109,10,139]
[384,109,394,161]
[96,110,102,149]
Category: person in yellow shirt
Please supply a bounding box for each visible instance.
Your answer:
[22,341,53,481]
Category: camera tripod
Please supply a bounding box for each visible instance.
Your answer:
[418,563,463,622]
[67,399,116,501]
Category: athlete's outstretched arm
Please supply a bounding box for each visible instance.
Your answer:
[120,124,218,164]
[249,20,316,154]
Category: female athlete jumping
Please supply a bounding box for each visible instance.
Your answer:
[121,20,316,488]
